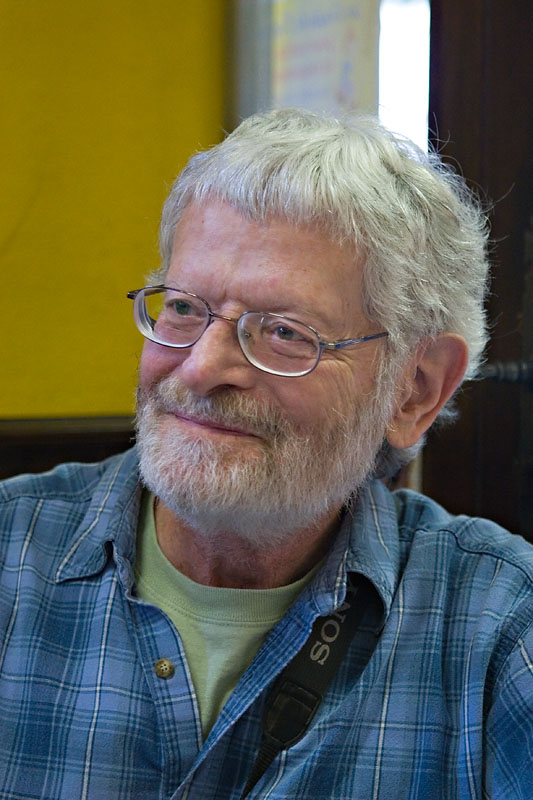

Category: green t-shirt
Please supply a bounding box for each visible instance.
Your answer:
[134,492,317,738]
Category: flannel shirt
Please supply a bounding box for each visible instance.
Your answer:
[0,447,532,799]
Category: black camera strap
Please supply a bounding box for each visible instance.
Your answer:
[241,573,375,798]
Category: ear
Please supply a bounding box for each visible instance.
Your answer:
[386,334,469,449]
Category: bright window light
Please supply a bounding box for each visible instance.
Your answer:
[379,0,430,151]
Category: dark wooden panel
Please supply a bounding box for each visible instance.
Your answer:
[0,417,135,480]
[426,0,533,540]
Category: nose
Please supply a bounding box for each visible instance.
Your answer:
[177,318,256,395]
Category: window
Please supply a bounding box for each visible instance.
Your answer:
[379,0,430,150]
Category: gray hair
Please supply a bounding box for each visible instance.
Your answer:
[156,108,491,475]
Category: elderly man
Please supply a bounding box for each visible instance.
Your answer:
[1,109,531,799]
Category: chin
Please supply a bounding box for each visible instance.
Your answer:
[135,374,390,545]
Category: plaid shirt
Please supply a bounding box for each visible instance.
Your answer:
[0,448,532,799]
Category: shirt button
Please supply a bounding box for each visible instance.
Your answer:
[154,658,175,679]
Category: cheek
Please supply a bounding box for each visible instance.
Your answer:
[273,369,359,431]
[139,341,185,390]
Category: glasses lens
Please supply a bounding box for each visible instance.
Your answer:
[142,288,208,346]
[238,313,319,376]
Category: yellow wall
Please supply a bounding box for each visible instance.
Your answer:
[1,0,226,417]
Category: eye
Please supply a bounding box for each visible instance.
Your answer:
[259,317,316,355]
[273,324,303,341]
[170,299,193,316]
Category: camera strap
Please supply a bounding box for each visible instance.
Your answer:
[240,572,376,798]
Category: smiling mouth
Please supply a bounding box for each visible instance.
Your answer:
[170,412,259,438]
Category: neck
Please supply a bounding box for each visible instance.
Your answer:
[154,499,343,588]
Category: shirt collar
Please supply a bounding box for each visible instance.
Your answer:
[345,478,402,612]
[303,479,401,622]
[55,451,401,620]
[55,447,142,587]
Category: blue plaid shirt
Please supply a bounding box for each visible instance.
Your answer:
[1,448,532,799]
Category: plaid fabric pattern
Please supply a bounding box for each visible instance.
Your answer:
[0,448,532,799]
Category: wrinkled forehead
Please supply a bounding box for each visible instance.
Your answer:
[165,200,369,332]
[161,188,356,271]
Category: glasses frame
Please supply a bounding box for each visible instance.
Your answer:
[127,285,388,377]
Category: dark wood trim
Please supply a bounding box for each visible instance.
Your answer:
[426,0,533,541]
[0,417,135,480]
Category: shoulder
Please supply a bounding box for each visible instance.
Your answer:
[0,451,137,522]
[392,491,533,705]
[394,488,533,582]
[0,456,118,505]
[393,488,533,659]
[0,449,140,573]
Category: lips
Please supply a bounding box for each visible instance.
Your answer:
[170,411,259,438]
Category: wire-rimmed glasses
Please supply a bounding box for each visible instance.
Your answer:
[127,285,388,378]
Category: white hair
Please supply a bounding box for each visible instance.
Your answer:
[156,108,491,475]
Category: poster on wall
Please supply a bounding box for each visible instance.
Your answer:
[228,0,379,128]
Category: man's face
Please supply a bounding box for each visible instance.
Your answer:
[136,201,393,541]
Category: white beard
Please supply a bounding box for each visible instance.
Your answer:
[135,375,393,545]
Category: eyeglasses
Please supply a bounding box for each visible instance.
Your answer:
[127,285,388,378]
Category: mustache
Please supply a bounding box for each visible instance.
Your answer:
[136,376,292,440]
